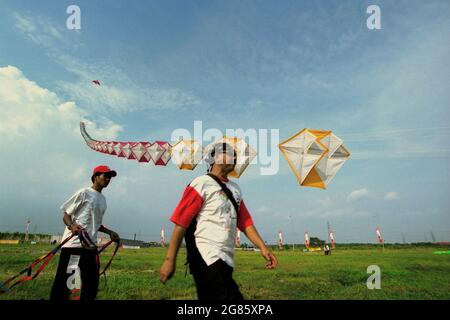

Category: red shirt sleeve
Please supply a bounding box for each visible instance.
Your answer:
[170,185,204,229]
[237,200,254,232]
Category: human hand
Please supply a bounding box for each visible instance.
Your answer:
[261,249,278,269]
[159,259,176,284]
[69,223,83,235]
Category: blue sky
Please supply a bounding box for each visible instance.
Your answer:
[0,0,449,244]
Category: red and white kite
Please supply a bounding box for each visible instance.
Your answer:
[278,229,283,250]
[92,80,101,86]
[80,122,257,178]
[80,122,172,166]
[305,232,310,249]
[376,227,384,244]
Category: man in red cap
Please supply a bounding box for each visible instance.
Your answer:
[50,165,120,300]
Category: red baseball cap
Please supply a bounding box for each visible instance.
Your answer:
[92,165,117,177]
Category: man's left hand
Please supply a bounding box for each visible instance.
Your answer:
[261,249,278,269]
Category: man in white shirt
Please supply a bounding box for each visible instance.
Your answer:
[50,165,120,300]
[160,143,278,300]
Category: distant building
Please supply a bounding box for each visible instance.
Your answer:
[121,239,144,249]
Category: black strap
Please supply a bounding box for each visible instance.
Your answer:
[206,174,239,214]
[184,219,201,275]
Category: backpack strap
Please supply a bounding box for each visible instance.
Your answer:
[206,173,240,214]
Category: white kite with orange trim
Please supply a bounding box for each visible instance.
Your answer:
[203,137,257,178]
[278,129,350,189]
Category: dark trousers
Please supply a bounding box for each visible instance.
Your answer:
[191,258,244,301]
[50,247,99,301]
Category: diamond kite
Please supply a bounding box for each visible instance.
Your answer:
[204,137,257,178]
[278,129,350,189]
[171,140,204,170]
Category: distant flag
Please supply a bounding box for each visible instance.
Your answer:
[25,220,31,242]
[376,227,384,244]
[236,230,241,247]
[278,229,283,250]
[92,80,101,86]
[305,232,310,250]
[160,227,165,247]
[329,230,335,249]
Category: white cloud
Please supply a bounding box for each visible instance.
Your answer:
[300,207,370,219]
[0,65,122,183]
[0,65,121,140]
[0,65,199,238]
[347,188,369,202]
[13,12,70,49]
[317,196,333,207]
[384,192,399,201]
[255,206,270,214]
[13,12,202,115]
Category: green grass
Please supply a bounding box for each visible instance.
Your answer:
[0,245,449,300]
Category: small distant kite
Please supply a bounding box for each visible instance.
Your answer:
[92,80,101,86]
[278,129,350,189]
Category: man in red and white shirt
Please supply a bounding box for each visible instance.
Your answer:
[160,143,277,300]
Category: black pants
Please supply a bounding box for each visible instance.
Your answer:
[50,248,99,301]
[191,258,244,301]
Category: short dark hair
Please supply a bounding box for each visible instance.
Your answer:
[91,172,114,183]
[210,142,237,159]
[206,142,237,173]
[91,172,101,183]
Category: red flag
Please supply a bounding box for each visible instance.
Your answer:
[278,229,283,250]
[305,232,310,249]
[160,227,165,247]
[329,230,335,249]
[376,227,384,244]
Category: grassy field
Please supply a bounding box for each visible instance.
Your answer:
[0,244,449,300]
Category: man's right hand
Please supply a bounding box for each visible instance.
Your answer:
[69,223,83,234]
[159,259,175,284]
